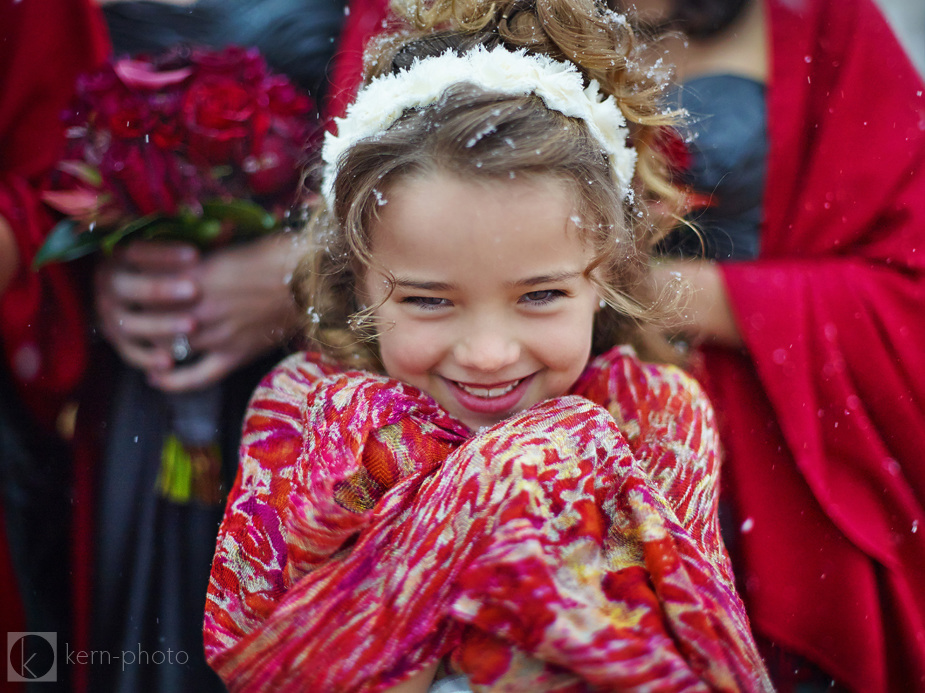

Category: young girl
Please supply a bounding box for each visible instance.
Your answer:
[203,0,773,690]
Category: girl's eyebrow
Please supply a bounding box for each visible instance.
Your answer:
[392,278,455,291]
[511,271,582,288]
[392,271,583,292]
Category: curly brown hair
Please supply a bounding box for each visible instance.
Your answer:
[292,0,687,371]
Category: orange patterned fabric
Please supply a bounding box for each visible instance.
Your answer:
[204,346,772,691]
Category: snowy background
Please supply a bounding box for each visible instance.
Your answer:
[875,0,925,76]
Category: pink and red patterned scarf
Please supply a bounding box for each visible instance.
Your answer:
[204,346,773,691]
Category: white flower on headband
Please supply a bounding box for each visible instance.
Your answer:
[321,45,637,205]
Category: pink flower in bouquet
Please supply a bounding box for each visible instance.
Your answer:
[114,58,193,89]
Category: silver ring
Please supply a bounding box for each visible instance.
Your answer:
[170,333,193,363]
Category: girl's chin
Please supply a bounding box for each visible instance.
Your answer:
[441,398,516,431]
[456,412,506,431]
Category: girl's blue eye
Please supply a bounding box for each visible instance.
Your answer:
[521,289,564,305]
[402,296,450,310]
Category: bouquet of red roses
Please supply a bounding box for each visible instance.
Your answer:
[35,45,318,267]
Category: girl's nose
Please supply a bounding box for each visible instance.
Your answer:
[453,327,521,373]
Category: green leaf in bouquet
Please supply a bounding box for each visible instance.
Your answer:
[100,214,167,254]
[139,219,191,243]
[202,199,278,237]
[168,209,221,247]
[139,212,221,247]
[189,218,224,246]
[32,219,103,268]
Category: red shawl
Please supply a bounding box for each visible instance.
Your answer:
[0,0,109,431]
[325,0,394,120]
[0,0,108,670]
[702,0,925,690]
[205,347,772,691]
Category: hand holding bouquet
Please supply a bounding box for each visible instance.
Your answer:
[37,45,320,506]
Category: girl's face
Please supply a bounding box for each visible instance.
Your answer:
[361,172,601,431]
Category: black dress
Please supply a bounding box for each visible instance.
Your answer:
[661,74,768,261]
[90,2,343,691]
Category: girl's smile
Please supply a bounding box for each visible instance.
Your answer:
[443,374,535,416]
[362,171,601,431]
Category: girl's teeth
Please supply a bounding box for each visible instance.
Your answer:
[457,380,521,398]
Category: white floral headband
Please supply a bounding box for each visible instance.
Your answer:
[320,45,637,206]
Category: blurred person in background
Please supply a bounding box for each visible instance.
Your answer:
[79,0,390,690]
[0,1,109,691]
[621,0,925,690]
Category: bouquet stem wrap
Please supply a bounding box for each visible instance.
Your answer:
[157,383,225,506]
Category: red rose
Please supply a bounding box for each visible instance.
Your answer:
[265,76,313,119]
[181,75,258,165]
[243,130,302,197]
[102,142,186,216]
[148,89,186,150]
[105,94,156,140]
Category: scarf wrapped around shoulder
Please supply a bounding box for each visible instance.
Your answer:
[0,0,109,429]
[700,0,925,688]
[204,346,772,691]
